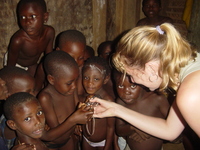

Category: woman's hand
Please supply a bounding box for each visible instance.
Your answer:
[90,97,120,118]
[11,143,36,150]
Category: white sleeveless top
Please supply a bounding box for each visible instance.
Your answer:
[179,53,200,82]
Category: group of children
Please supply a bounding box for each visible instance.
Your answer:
[0,0,187,150]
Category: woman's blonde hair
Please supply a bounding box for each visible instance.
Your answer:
[113,23,197,92]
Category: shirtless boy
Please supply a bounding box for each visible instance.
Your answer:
[38,51,92,150]
[56,29,86,96]
[4,92,48,150]
[81,57,117,150]
[0,66,36,149]
[6,0,55,77]
[114,71,170,150]
[136,0,173,26]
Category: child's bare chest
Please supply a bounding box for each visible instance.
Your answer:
[21,38,48,57]
[52,95,76,123]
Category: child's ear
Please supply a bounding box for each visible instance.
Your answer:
[103,75,110,84]
[47,75,55,85]
[44,12,49,23]
[56,47,60,51]
[6,120,17,130]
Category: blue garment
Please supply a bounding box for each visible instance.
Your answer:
[0,115,15,150]
[0,136,8,150]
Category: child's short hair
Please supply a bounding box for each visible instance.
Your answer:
[86,45,95,57]
[4,92,37,120]
[0,66,33,91]
[142,0,161,7]
[44,50,78,77]
[17,0,47,13]
[97,41,112,56]
[83,56,111,77]
[58,30,86,48]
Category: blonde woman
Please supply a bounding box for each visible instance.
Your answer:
[90,23,200,140]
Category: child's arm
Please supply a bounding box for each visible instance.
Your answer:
[104,116,115,150]
[116,117,135,137]
[7,34,22,66]
[34,62,45,94]
[34,26,55,93]
[44,26,55,55]
[38,92,92,142]
[103,97,115,150]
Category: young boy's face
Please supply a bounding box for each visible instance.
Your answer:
[58,42,85,67]
[83,65,107,95]
[142,0,161,18]
[18,2,48,36]
[51,66,79,96]
[10,100,45,139]
[100,45,111,61]
[116,75,142,104]
[10,75,36,96]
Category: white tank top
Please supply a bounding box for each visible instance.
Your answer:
[179,53,200,82]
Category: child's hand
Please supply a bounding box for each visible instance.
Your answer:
[74,125,82,136]
[129,128,150,142]
[11,143,36,150]
[72,103,94,124]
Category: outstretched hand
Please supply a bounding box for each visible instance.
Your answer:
[71,102,94,124]
[11,143,36,150]
[90,97,119,118]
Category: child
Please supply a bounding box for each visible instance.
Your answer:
[56,29,86,96]
[81,56,116,150]
[114,71,170,150]
[5,0,55,77]
[84,45,95,61]
[4,92,48,150]
[136,0,173,26]
[0,66,36,149]
[38,50,92,150]
[97,41,116,99]
[97,41,113,62]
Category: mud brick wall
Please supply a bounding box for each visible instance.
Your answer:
[162,0,188,37]
[0,0,189,69]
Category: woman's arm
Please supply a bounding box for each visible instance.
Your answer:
[91,98,186,141]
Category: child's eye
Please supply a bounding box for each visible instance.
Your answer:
[21,16,26,19]
[31,15,36,19]
[24,117,31,122]
[79,57,84,60]
[118,85,124,88]
[131,84,137,88]
[105,52,110,56]
[66,82,72,85]
[37,110,43,116]
[94,78,99,81]
[84,76,89,80]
